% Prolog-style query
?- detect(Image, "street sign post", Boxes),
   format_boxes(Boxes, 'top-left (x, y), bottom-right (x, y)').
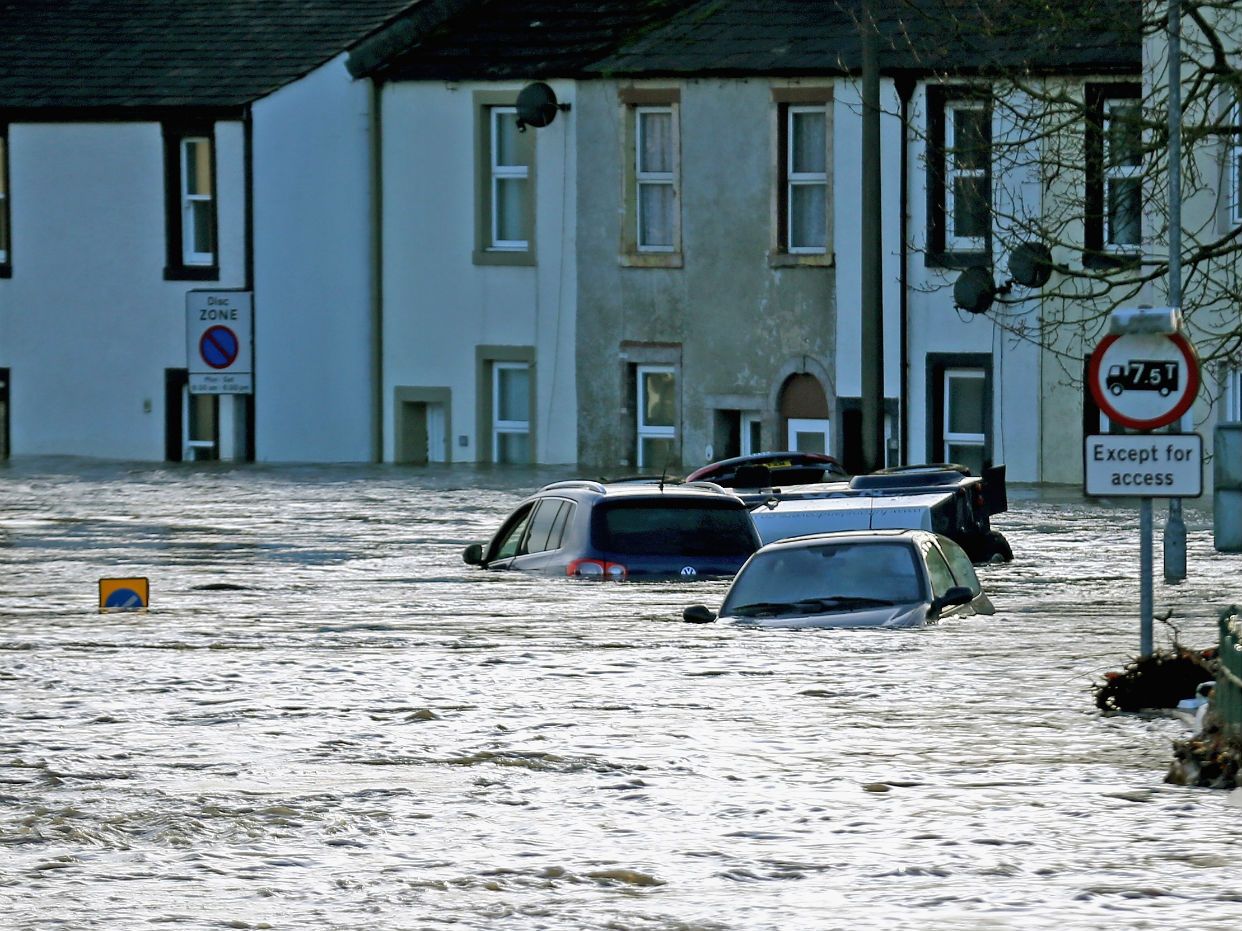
top-left (186, 291), bottom-right (253, 394)
top-left (1086, 320), bottom-right (1200, 656)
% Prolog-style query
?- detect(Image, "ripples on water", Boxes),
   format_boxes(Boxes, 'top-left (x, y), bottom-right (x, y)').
top-left (2, 458), bottom-right (1241, 930)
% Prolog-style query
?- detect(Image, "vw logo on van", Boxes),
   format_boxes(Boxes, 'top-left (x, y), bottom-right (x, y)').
top-left (680, 566), bottom-right (697, 577)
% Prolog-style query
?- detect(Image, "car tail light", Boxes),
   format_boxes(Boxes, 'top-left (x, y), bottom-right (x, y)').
top-left (566, 559), bottom-right (628, 580)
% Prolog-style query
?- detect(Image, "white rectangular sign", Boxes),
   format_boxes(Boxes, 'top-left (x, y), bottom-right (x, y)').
top-left (1084, 433), bottom-right (1202, 497)
top-left (186, 290), bottom-right (253, 395)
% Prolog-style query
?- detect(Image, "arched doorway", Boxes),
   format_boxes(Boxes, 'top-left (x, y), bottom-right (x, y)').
top-left (778, 373), bottom-right (831, 454)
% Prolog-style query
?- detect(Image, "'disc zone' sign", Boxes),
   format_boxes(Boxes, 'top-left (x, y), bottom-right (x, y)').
top-left (1087, 332), bottom-right (1198, 430)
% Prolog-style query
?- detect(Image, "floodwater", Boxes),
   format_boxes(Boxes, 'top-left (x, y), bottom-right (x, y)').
top-left (2, 458), bottom-right (1241, 931)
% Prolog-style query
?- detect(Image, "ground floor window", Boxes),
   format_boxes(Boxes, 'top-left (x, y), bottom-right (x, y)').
top-left (1225, 364), bottom-right (1242, 422)
top-left (927, 354), bottom-right (992, 474)
top-left (787, 417), bottom-right (831, 454)
top-left (636, 364), bottom-right (676, 469)
top-left (492, 362), bottom-right (531, 464)
top-left (164, 369), bottom-right (218, 461)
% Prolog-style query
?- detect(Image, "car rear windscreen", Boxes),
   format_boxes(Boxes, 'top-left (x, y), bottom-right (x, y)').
top-left (596, 501), bottom-right (756, 556)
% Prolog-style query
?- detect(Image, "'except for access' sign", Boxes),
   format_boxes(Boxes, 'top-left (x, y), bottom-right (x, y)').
top-left (1084, 433), bottom-right (1203, 497)
top-left (187, 291), bottom-right (253, 394)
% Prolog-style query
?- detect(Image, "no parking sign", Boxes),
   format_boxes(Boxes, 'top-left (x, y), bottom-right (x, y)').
top-left (186, 291), bottom-right (253, 394)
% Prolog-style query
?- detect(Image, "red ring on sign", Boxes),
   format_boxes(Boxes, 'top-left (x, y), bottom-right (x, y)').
top-left (1087, 332), bottom-right (1199, 430)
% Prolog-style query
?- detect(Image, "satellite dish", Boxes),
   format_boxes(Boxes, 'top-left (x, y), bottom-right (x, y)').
top-left (516, 82), bottom-right (563, 130)
top-left (953, 266), bottom-right (996, 315)
top-left (1008, 242), bottom-right (1053, 289)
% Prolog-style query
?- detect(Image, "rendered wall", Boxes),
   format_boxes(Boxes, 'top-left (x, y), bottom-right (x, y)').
top-left (574, 79), bottom-right (841, 471)
top-left (378, 80), bottom-right (578, 464)
top-left (251, 54), bottom-right (378, 462)
top-left (0, 121), bottom-right (245, 460)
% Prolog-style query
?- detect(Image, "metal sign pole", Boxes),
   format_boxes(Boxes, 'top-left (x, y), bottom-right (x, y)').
top-left (1164, 0), bottom-right (1187, 583)
top-left (1141, 497), bottom-right (1154, 655)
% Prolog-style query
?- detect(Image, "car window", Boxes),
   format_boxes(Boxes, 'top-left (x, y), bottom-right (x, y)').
top-left (546, 501), bottom-right (575, 551)
top-left (596, 500), bottom-right (756, 556)
top-left (936, 536), bottom-right (982, 595)
top-left (524, 499), bottom-right (571, 555)
top-left (491, 503), bottom-right (536, 561)
top-left (922, 542), bottom-right (957, 598)
top-left (722, 541), bottom-right (924, 612)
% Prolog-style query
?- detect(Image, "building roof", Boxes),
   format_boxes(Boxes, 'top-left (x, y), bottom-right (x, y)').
top-left (353, 0), bottom-right (1140, 82)
top-left (0, 0), bottom-right (423, 115)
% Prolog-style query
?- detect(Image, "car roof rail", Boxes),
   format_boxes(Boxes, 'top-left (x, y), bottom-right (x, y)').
top-left (680, 481), bottom-right (735, 496)
top-left (539, 480), bottom-right (607, 494)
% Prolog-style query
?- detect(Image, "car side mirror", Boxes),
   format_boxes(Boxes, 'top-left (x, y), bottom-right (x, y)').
top-left (683, 604), bottom-right (717, 624)
top-left (462, 543), bottom-right (484, 566)
top-left (932, 586), bottom-right (973, 612)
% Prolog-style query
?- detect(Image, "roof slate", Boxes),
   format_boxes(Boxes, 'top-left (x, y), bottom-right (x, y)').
top-left (0, 0), bottom-right (423, 112)
top-left (363, 0), bottom-right (1140, 82)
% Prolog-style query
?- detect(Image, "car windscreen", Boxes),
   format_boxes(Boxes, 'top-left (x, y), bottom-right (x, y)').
top-left (722, 541), bottom-right (926, 615)
top-left (595, 500), bottom-right (757, 557)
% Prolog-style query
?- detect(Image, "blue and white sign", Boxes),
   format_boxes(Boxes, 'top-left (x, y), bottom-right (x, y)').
top-left (187, 291), bottom-right (253, 394)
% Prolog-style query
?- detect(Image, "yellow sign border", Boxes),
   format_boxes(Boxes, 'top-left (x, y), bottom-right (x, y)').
top-left (99, 577), bottom-right (150, 612)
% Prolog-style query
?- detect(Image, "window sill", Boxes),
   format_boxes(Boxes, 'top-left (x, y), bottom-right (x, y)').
top-left (474, 249), bottom-right (535, 267)
top-left (925, 250), bottom-right (989, 270)
top-left (769, 251), bottom-right (834, 268)
top-left (165, 264), bottom-right (219, 282)
top-left (620, 252), bottom-right (683, 269)
top-left (1082, 250), bottom-right (1140, 270)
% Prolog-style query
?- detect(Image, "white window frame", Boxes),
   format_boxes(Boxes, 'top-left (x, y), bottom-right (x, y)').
top-left (943, 367), bottom-right (987, 462)
top-left (636, 364), bottom-right (676, 468)
top-left (1225, 365), bottom-right (1242, 423)
top-left (786, 105), bottom-right (829, 254)
top-left (945, 100), bottom-right (988, 253)
top-left (741, 413), bottom-right (763, 456)
top-left (1103, 99), bottom-right (1143, 250)
top-left (492, 362), bottom-right (531, 463)
top-left (787, 418), bottom-right (831, 455)
top-left (489, 107), bottom-right (529, 251)
top-left (635, 105), bottom-right (678, 253)
top-left (180, 136), bottom-right (215, 266)
top-left (1230, 98), bottom-right (1242, 227)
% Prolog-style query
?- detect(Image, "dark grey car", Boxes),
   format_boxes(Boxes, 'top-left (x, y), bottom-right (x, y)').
top-left (463, 480), bottom-right (761, 580)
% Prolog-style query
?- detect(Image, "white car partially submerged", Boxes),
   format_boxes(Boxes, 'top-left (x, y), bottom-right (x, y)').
top-left (683, 529), bottom-right (996, 629)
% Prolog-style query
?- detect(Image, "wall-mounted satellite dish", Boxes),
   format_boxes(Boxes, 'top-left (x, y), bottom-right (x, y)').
top-left (953, 265), bottom-right (996, 315)
top-left (1008, 241), bottom-right (1053, 289)
top-left (516, 82), bottom-right (568, 130)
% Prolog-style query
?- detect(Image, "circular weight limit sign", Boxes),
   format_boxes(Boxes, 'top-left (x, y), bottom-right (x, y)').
top-left (199, 325), bottom-right (240, 370)
top-left (1088, 332), bottom-right (1199, 430)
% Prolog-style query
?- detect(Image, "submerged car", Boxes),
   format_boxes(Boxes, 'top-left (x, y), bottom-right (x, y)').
top-left (463, 480), bottom-right (761, 580)
top-left (688, 452), bottom-right (1012, 564)
top-left (682, 529), bottom-right (995, 629)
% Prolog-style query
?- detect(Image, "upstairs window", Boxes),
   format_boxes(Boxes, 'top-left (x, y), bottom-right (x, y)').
top-left (1230, 99), bottom-right (1242, 226)
top-left (0, 127), bottom-right (10, 273)
top-left (164, 124), bottom-right (217, 280)
top-left (474, 96), bottom-right (534, 266)
top-left (1104, 100), bottom-right (1143, 248)
top-left (785, 105), bottom-right (829, 253)
top-left (1085, 84), bottom-right (1141, 264)
top-left (489, 107), bottom-right (530, 251)
top-left (636, 106), bottom-right (676, 252)
top-left (620, 89), bottom-right (681, 266)
top-left (945, 101), bottom-right (990, 252)
top-left (928, 88), bottom-right (991, 263)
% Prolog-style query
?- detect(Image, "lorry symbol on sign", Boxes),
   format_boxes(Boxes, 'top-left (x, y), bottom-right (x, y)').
top-left (1106, 360), bottom-right (1179, 397)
